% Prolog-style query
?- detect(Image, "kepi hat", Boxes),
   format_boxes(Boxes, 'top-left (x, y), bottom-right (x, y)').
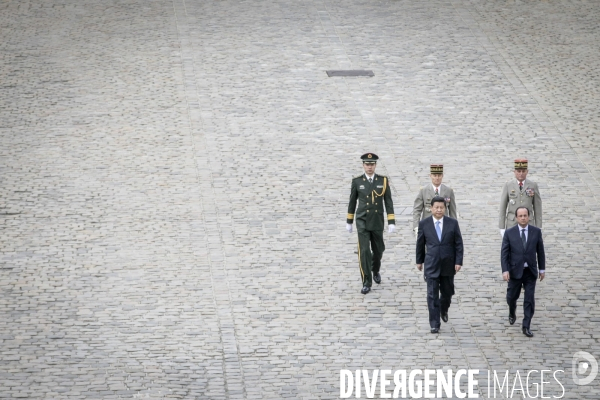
top-left (430, 164), bottom-right (443, 174)
top-left (514, 159), bottom-right (528, 170)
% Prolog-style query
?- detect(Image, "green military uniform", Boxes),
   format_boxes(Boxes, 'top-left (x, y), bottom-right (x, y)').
top-left (347, 171), bottom-right (395, 288)
top-left (499, 160), bottom-right (542, 229)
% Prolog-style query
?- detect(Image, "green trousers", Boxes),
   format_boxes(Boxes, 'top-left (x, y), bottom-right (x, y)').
top-left (357, 228), bottom-right (385, 288)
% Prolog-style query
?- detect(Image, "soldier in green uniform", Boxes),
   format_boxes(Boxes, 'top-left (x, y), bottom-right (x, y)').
top-left (412, 164), bottom-right (457, 238)
top-left (499, 159), bottom-right (542, 237)
top-left (346, 153), bottom-right (395, 294)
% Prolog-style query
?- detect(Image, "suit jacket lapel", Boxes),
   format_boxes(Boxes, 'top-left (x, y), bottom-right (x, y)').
top-left (439, 185), bottom-right (449, 216)
top-left (425, 185), bottom-right (434, 210)
top-left (524, 227), bottom-right (534, 251)
top-left (440, 216), bottom-right (449, 243)
top-left (426, 217), bottom-right (441, 244)
top-left (439, 184), bottom-right (447, 198)
top-left (510, 180), bottom-right (519, 195)
top-left (516, 226), bottom-right (527, 251)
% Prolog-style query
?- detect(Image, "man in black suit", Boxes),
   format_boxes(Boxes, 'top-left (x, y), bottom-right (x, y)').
top-left (501, 206), bottom-right (546, 337)
top-left (416, 196), bottom-right (464, 333)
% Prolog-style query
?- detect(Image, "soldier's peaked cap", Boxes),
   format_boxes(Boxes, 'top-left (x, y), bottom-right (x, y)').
top-left (430, 164), bottom-right (443, 174)
top-left (361, 153), bottom-right (378, 163)
top-left (514, 159), bottom-right (528, 169)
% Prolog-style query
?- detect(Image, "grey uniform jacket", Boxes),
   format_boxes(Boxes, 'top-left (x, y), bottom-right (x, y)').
top-left (498, 179), bottom-right (542, 229)
top-left (412, 184), bottom-right (457, 229)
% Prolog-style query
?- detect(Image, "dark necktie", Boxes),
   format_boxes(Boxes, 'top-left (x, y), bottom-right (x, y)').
top-left (435, 188), bottom-right (439, 196)
top-left (369, 178), bottom-right (373, 184)
top-left (519, 182), bottom-right (523, 191)
top-left (521, 229), bottom-right (527, 248)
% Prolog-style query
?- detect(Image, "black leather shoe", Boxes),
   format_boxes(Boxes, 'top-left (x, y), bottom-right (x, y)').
top-left (430, 327), bottom-right (439, 334)
top-left (509, 313), bottom-right (516, 325)
top-left (361, 286), bottom-right (371, 295)
top-left (522, 327), bottom-right (533, 337)
top-left (373, 272), bottom-right (381, 284)
top-left (441, 312), bottom-right (448, 323)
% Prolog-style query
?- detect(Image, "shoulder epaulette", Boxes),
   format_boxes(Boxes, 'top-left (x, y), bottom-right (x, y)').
top-left (353, 174), bottom-right (364, 179)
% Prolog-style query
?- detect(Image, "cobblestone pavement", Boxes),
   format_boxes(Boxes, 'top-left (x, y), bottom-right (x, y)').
top-left (1, 0), bottom-right (599, 398)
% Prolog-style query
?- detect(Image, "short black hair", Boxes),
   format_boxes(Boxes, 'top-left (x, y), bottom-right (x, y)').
top-left (430, 196), bottom-right (446, 208)
top-left (515, 207), bottom-right (530, 217)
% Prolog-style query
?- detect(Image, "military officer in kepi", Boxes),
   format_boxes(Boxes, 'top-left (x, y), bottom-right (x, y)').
top-left (412, 164), bottom-right (457, 238)
top-left (499, 159), bottom-right (542, 237)
top-left (346, 153), bottom-right (395, 294)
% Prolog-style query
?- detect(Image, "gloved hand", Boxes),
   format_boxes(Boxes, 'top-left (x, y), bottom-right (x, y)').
top-left (500, 229), bottom-right (505, 238)
top-left (414, 227), bottom-right (418, 238)
top-left (388, 224), bottom-right (395, 234)
top-left (346, 223), bottom-right (353, 233)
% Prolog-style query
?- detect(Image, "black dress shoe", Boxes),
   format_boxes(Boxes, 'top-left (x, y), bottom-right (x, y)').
top-left (522, 327), bottom-right (533, 337)
top-left (509, 313), bottom-right (516, 325)
top-left (361, 286), bottom-right (371, 295)
top-left (373, 272), bottom-right (381, 284)
top-left (441, 312), bottom-right (448, 323)
top-left (430, 327), bottom-right (439, 334)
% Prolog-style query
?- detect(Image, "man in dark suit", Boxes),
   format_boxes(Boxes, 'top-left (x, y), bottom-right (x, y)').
top-left (416, 196), bottom-right (463, 333)
top-left (501, 206), bottom-right (546, 337)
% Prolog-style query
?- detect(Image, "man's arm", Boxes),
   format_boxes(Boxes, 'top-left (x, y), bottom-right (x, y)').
top-left (347, 180), bottom-right (358, 225)
top-left (501, 231), bottom-right (512, 281)
top-left (501, 231), bottom-right (511, 273)
top-left (454, 220), bottom-right (463, 266)
top-left (498, 182), bottom-right (509, 229)
top-left (416, 221), bottom-right (426, 265)
top-left (383, 177), bottom-right (395, 226)
top-left (533, 182), bottom-right (542, 229)
top-left (448, 188), bottom-right (458, 220)
top-left (537, 228), bottom-right (546, 273)
top-left (412, 188), bottom-right (424, 230)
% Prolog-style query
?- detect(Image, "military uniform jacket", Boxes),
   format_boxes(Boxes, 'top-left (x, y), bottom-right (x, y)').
top-left (499, 179), bottom-right (542, 229)
top-left (412, 184), bottom-right (457, 229)
top-left (347, 173), bottom-right (395, 231)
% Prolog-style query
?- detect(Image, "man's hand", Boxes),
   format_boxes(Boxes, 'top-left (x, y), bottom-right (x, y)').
top-left (503, 272), bottom-right (510, 282)
top-left (417, 264), bottom-right (423, 271)
top-left (500, 229), bottom-right (505, 238)
top-left (413, 227), bottom-right (418, 238)
top-left (455, 265), bottom-right (461, 272)
top-left (346, 223), bottom-right (353, 233)
top-left (388, 224), bottom-right (395, 234)
top-left (539, 272), bottom-right (545, 281)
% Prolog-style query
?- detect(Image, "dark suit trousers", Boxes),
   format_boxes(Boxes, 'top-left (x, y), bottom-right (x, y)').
top-left (357, 228), bottom-right (385, 287)
top-left (507, 267), bottom-right (536, 328)
top-left (426, 276), bottom-right (455, 328)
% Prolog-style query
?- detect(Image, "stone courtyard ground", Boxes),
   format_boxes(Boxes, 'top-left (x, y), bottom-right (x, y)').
top-left (1, 0), bottom-right (599, 398)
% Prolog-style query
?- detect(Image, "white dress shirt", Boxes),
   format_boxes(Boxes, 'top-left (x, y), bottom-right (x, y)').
top-left (432, 184), bottom-right (441, 195)
top-left (365, 173), bottom-right (374, 182)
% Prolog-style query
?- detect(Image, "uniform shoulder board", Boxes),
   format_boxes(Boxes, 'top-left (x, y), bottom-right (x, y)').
top-left (353, 174), bottom-right (363, 179)
top-left (378, 174), bottom-right (388, 179)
